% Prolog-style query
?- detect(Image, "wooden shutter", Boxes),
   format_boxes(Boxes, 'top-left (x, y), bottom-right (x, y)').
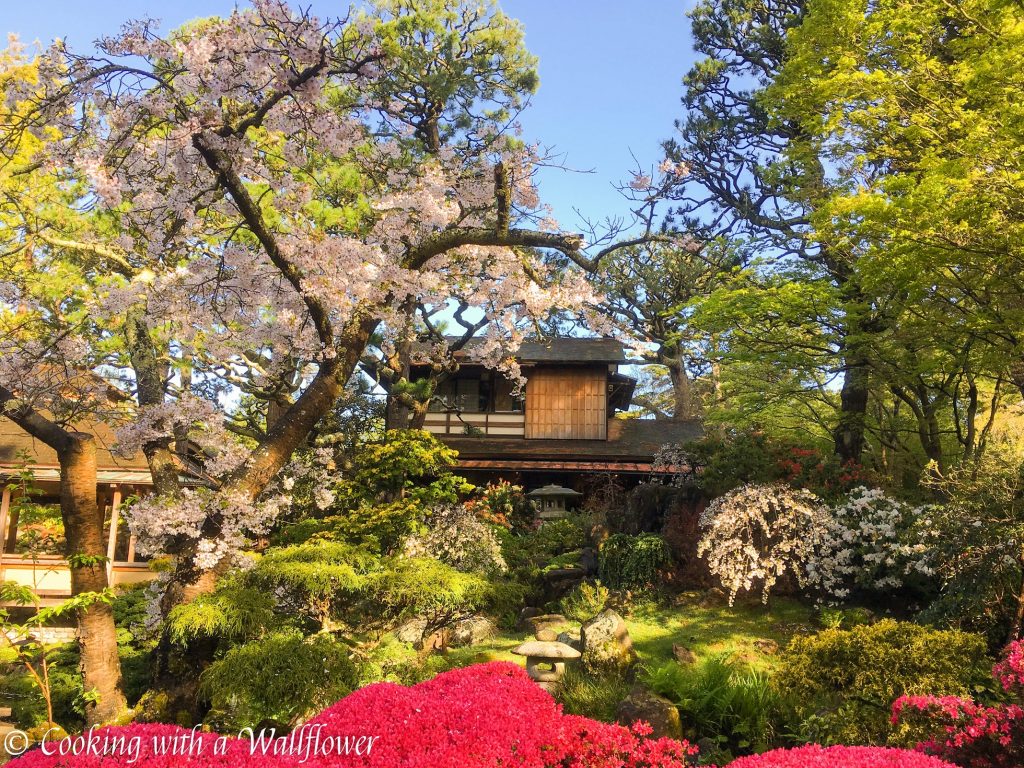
top-left (525, 367), bottom-right (607, 440)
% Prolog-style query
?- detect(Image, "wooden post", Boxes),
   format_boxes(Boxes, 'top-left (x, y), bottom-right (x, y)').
top-left (0, 485), bottom-right (10, 581)
top-left (106, 485), bottom-right (121, 579)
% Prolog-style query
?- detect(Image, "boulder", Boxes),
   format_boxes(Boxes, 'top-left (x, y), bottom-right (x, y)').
top-left (395, 618), bottom-right (428, 644)
top-left (557, 629), bottom-right (582, 651)
top-left (672, 643), bottom-right (697, 665)
top-left (450, 616), bottom-right (498, 647)
top-left (616, 686), bottom-right (683, 740)
top-left (526, 613), bottom-right (569, 634)
top-left (581, 609), bottom-right (637, 671)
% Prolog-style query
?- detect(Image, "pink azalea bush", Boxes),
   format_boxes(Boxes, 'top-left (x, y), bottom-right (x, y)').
top-left (891, 640), bottom-right (1024, 767)
top-left (725, 745), bottom-right (957, 767)
top-left (9, 663), bottom-right (698, 768)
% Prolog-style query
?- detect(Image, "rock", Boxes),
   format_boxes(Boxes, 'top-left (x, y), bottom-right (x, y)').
top-left (527, 613), bottom-right (569, 634)
top-left (395, 618), bottom-right (428, 644)
top-left (516, 607), bottom-right (542, 632)
top-left (615, 686), bottom-right (683, 740)
top-left (672, 643), bottom-right (697, 665)
top-left (536, 628), bottom-right (558, 642)
top-left (581, 609), bottom-right (637, 672)
top-left (753, 638), bottom-right (779, 655)
top-left (450, 616), bottom-right (498, 647)
top-left (699, 588), bottom-right (728, 607)
top-left (557, 629), bottom-right (582, 651)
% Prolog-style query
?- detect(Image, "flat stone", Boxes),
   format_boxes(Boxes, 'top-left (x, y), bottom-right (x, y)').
top-left (512, 640), bottom-right (582, 659)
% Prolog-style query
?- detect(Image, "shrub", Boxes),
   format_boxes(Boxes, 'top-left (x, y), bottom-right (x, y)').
top-left (814, 487), bottom-right (938, 601)
top-left (645, 656), bottom-right (782, 759)
top-left (599, 533), bottom-right (671, 589)
top-left (403, 503), bottom-right (507, 575)
top-left (560, 581), bottom-right (611, 623)
top-left (697, 483), bottom-right (833, 604)
top-left (776, 620), bottom-right (991, 745)
top-left (200, 631), bottom-right (358, 730)
top-left (891, 638), bottom-right (1024, 767)
top-left (725, 744), bottom-right (957, 767)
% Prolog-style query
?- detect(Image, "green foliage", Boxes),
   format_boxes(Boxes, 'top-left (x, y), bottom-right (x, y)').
top-left (775, 619), bottom-right (992, 745)
top-left (166, 584), bottom-right (278, 646)
top-left (365, 556), bottom-right (490, 632)
top-left (499, 516), bottom-right (588, 580)
top-left (559, 581), bottom-right (611, 623)
top-left (246, 541), bottom-right (378, 629)
top-left (321, 430), bottom-right (475, 551)
top-left (480, 578), bottom-right (531, 630)
top-left (200, 631), bottom-right (358, 729)
top-left (816, 606), bottom-right (874, 631)
top-left (598, 534), bottom-right (671, 590)
top-left (644, 656), bottom-right (782, 759)
top-left (555, 665), bottom-right (631, 723)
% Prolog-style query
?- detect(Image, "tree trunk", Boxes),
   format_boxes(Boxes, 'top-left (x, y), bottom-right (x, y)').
top-left (833, 345), bottom-right (870, 463)
top-left (665, 359), bottom-right (693, 421)
top-left (58, 433), bottom-right (128, 725)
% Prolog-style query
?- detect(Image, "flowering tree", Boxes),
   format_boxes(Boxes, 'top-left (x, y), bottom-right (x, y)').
top-left (0, 0), bottom-right (677, 619)
top-left (696, 483), bottom-right (834, 604)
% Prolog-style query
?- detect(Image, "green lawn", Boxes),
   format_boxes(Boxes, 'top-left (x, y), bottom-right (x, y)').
top-left (445, 594), bottom-right (816, 672)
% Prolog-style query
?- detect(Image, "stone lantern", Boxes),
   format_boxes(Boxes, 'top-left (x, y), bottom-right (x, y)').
top-left (512, 640), bottom-right (581, 692)
top-left (527, 484), bottom-right (582, 520)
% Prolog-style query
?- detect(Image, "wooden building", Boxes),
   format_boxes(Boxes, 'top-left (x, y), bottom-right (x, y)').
top-left (0, 418), bottom-right (155, 605)
top-left (394, 338), bottom-right (702, 487)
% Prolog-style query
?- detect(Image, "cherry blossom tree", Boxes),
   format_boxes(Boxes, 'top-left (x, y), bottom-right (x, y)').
top-left (1, 0), bottom-right (675, 623)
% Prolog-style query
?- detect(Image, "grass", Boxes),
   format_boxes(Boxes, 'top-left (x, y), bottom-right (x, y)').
top-left (442, 592), bottom-right (816, 673)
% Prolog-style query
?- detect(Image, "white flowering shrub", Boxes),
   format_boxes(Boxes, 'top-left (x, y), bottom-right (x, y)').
top-left (403, 504), bottom-right (507, 576)
top-left (813, 486), bottom-right (938, 599)
top-left (697, 483), bottom-right (835, 604)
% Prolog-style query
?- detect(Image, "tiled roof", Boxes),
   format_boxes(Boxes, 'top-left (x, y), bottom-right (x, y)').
top-left (0, 417), bottom-right (149, 472)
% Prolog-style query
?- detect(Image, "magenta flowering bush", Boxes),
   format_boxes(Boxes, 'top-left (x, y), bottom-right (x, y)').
top-left (725, 744), bottom-right (957, 767)
top-left (891, 640), bottom-right (1024, 767)
top-left (9, 663), bottom-right (698, 768)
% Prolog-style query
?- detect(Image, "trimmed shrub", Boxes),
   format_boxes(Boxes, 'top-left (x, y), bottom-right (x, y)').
top-left (598, 533), bottom-right (671, 589)
top-left (199, 631), bottom-right (358, 730)
top-left (776, 620), bottom-right (991, 746)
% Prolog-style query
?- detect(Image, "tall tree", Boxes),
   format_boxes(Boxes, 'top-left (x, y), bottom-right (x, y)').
top-left (664, 0), bottom-right (880, 461)
top-left (769, 0), bottom-right (1024, 467)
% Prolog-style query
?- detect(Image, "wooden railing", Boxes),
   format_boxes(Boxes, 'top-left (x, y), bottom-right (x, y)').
top-left (422, 411), bottom-right (525, 437)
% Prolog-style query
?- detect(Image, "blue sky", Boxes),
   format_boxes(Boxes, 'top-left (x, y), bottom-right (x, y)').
top-left (5, 1), bottom-right (697, 231)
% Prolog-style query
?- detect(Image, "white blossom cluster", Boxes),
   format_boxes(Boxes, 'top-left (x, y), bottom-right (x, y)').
top-left (812, 486), bottom-right (938, 597)
top-left (403, 504), bottom-right (506, 576)
top-left (697, 483), bottom-right (835, 604)
top-left (698, 483), bottom-right (940, 605)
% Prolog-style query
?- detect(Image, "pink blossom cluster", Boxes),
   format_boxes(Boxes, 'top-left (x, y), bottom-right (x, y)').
top-left (303, 662), bottom-right (698, 767)
top-left (9, 664), bottom-right (698, 768)
top-left (725, 745), bottom-right (957, 767)
top-left (891, 640), bottom-right (1024, 767)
